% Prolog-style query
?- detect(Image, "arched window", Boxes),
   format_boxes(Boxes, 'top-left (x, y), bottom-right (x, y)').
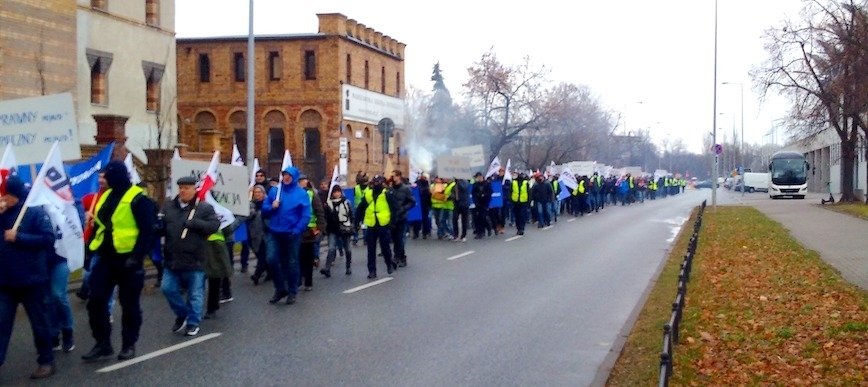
top-left (264, 110), bottom-right (286, 162)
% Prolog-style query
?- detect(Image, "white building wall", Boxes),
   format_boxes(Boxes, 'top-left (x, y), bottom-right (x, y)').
top-left (75, 0), bottom-right (176, 161)
top-left (787, 128), bottom-right (867, 196)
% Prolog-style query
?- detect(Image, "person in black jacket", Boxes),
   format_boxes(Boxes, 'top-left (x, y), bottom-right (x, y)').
top-left (389, 171), bottom-right (416, 267)
top-left (321, 185), bottom-right (354, 277)
top-left (0, 175), bottom-right (57, 379)
top-left (530, 173), bottom-right (553, 227)
top-left (159, 176), bottom-right (220, 336)
top-left (451, 177), bottom-right (470, 242)
top-left (82, 161), bottom-right (155, 363)
top-left (471, 172), bottom-right (492, 239)
top-left (410, 173), bottom-right (431, 239)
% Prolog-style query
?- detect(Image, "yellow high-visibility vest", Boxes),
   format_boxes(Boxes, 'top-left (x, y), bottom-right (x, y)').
top-left (89, 186), bottom-right (144, 254)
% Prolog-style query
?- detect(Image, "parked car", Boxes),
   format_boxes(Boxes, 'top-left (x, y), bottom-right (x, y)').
top-left (694, 179), bottom-right (716, 189)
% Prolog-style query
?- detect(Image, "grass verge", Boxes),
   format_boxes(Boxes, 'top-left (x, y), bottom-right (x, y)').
top-left (608, 206), bottom-right (867, 386)
top-left (826, 202), bottom-right (868, 221)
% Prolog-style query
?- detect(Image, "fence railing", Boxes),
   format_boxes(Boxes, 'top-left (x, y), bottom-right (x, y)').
top-left (659, 199), bottom-right (707, 387)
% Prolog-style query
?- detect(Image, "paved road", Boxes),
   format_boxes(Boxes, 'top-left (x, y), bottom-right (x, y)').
top-left (717, 189), bottom-right (868, 291)
top-left (3, 191), bottom-right (706, 386)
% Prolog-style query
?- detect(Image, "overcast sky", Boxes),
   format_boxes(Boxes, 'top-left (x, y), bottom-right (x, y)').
top-left (176, 0), bottom-right (805, 154)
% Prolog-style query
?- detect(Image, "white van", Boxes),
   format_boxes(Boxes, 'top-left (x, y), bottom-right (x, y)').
top-left (742, 172), bottom-right (770, 193)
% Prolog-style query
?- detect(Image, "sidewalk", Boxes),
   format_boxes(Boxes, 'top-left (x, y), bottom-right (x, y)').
top-left (721, 190), bottom-right (868, 291)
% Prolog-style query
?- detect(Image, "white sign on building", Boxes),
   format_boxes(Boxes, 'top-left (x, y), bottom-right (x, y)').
top-left (341, 84), bottom-right (405, 127)
top-left (0, 93), bottom-right (81, 163)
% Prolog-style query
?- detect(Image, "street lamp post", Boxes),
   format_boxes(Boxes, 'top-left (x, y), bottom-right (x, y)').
top-left (712, 0), bottom-right (719, 210)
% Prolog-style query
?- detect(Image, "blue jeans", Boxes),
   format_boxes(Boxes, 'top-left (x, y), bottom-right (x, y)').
top-left (161, 269), bottom-right (205, 327)
top-left (535, 202), bottom-right (551, 226)
top-left (548, 201), bottom-right (559, 222)
top-left (433, 208), bottom-right (453, 238)
top-left (325, 232), bottom-right (352, 269)
top-left (0, 285), bottom-right (54, 366)
top-left (267, 232), bottom-right (301, 296)
top-left (48, 261), bottom-right (74, 336)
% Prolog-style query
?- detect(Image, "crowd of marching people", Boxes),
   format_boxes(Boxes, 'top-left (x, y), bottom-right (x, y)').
top-left (0, 156), bottom-right (688, 380)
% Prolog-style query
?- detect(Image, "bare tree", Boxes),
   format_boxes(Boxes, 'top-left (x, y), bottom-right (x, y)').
top-left (753, 0), bottom-right (867, 201)
top-left (463, 50), bottom-right (549, 164)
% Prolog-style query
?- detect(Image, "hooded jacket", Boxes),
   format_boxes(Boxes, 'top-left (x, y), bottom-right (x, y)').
top-left (91, 160), bottom-right (155, 265)
top-left (0, 199), bottom-right (55, 287)
top-left (262, 166), bottom-right (311, 235)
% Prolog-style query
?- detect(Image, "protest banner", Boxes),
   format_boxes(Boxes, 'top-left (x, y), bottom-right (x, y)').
top-left (0, 93), bottom-right (81, 163)
top-left (170, 158), bottom-right (250, 216)
top-left (436, 155), bottom-right (473, 180)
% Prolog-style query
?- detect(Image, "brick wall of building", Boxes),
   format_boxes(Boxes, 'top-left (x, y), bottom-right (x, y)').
top-left (0, 0), bottom-right (77, 100)
top-left (177, 13), bottom-right (407, 184)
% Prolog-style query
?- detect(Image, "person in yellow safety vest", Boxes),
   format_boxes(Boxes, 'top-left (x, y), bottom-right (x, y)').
top-left (680, 178), bottom-right (687, 193)
top-left (352, 173), bottom-right (369, 246)
top-left (511, 173), bottom-right (530, 235)
top-left (649, 178), bottom-right (658, 200)
top-left (297, 175), bottom-right (326, 291)
top-left (83, 161), bottom-right (156, 362)
top-left (354, 175), bottom-right (397, 279)
top-left (590, 172), bottom-right (603, 212)
top-left (550, 176), bottom-right (561, 221)
top-left (430, 176), bottom-right (456, 240)
top-left (571, 178), bottom-right (587, 216)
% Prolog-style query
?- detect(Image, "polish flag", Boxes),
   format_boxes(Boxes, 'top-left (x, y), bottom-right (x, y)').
top-left (197, 151), bottom-right (220, 201)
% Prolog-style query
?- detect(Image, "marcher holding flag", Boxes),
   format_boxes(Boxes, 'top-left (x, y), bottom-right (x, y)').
top-left (0, 172), bottom-right (58, 379)
top-left (159, 176), bottom-right (219, 337)
top-left (261, 165), bottom-right (310, 305)
top-left (81, 159), bottom-right (155, 363)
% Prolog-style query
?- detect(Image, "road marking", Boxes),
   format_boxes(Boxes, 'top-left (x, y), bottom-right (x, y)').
top-left (447, 250), bottom-right (476, 261)
top-left (567, 218), bottom-right (577, 223)
top-left (505, 235), bottom-right (523, 242)
top-left (96, 333), bottom-right (222, 373)
top-left (543, 225), bottom-right (553, 230)
top-left (343, 277), bottom-right (394, 294)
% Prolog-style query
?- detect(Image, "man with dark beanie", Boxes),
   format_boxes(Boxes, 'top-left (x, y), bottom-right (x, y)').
top-left (81, 160), bottom-right (155, 362)
top-left (0, 174), bottom-right (57, 379)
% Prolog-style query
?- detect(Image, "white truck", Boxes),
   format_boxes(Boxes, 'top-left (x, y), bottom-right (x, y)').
top-left (741, 172), bottom-right (770, 193)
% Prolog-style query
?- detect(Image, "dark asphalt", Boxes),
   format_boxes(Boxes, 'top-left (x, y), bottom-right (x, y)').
top-left (2, 190), bottom-right (706, 387)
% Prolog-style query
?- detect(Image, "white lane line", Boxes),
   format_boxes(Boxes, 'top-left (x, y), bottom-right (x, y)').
top-left (343, 277), bottom-right (394, 294)
top-left (567, 218), bottom-right (577, 223)
top-left (447, 250), bottom-right (476, 261)
top-left (505, 235), bottom-right (523, 242)
top-left (543, 225), bottom-right (553, 230)
top-left (96, 333), bottom-right (222, 373)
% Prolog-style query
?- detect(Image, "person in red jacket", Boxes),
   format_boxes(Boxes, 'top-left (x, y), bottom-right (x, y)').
top-left (76, 172), bottom-right (107, 301)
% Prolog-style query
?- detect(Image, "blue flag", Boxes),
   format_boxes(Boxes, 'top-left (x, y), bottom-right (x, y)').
top-left (17, 142), bottom-right (115, 201)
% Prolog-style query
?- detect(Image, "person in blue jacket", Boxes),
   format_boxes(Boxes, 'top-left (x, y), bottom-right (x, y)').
top-left (0, 175), bottom-right (57, 379)
top-left (261, 166), bottom-right (310, 305)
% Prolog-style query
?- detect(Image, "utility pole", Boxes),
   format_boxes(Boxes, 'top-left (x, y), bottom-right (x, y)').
top-left (246, 0), bottom-right (255, 172)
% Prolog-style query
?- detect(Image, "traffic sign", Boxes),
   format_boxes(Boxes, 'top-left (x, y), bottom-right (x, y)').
top-left (713, 144), bottom-right (723, 155)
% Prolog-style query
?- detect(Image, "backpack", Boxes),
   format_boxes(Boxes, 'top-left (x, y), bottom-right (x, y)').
top-left (332, 199), bottom-right (354, 235)
top-left (432, 182), bottom-right (447, 201)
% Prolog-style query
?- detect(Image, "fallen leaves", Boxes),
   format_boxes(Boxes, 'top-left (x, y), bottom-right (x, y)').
top-left (670, 207), bottom-right (868, 386)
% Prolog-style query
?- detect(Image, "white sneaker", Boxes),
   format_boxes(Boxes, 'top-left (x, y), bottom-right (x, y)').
top-left (460, 237), bottom-right (467, 242)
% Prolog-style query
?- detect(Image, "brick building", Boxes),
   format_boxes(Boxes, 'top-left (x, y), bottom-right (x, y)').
top-left (0, 0), bottom-right (77, 100)
top-left (176, 13), bottom-right (407, 184)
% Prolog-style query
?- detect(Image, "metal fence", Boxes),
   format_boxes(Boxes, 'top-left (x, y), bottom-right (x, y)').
top-left (659, 199), bottom-right (707, 387)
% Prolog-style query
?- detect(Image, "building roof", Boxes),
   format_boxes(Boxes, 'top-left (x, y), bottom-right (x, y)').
top-left (177, 33), bottom-right (403, 60)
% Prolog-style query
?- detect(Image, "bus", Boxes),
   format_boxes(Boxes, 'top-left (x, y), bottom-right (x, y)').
top-left (768, 151), bottom-right (809, 199)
